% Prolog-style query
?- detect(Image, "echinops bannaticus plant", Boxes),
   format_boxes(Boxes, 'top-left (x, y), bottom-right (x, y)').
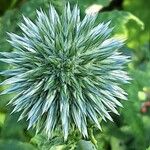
top-left (0, 3), bottom-right (130, 140)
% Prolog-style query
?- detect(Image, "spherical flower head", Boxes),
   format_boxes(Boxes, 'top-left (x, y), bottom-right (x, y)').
top-left (0, 3), bottom-right (130, 140)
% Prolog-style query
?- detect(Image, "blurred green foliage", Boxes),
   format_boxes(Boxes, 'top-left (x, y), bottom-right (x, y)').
top-left (0, 0), bottom-right (150, 150)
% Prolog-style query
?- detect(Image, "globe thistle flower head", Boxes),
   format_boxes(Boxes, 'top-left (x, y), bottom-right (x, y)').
top-left (0, 3), bottom-right (130, 140)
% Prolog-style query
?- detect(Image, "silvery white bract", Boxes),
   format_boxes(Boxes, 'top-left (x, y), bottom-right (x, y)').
top-left (0, 3), bottom-right (130, 140)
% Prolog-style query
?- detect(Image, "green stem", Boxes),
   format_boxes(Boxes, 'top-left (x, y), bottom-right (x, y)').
top-left (88, 128), bottom-right (98, 148)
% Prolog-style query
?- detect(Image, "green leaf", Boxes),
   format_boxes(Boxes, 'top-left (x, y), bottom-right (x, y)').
top-left (50, 145), bottom-right (67, 150)
top-left (123, 0), bottom-right (149, 48)
top-left (31, 134), bottom-right (67, 150)
top-left (75, 140), bottom-right (97, 150)
top-left (0, 140), bottom-right (36, 150)
top-left (0, 113), bottom-right (27, 140)
top-left (97, 10), bottom-right (144, 38)
top-left (110, 137), bottom-right (126, 150)
top-left (147, 147), bottom-right (150, 150)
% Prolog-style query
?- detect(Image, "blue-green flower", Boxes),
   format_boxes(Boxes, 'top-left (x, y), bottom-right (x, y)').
top-left (0, 3), bottom-right (130, 140)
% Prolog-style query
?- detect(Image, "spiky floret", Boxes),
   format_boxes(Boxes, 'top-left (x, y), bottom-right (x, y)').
top-left (0, 3), bottom-right (130, 140)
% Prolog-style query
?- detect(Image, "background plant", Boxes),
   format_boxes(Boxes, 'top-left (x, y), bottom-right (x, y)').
top-left (0, 0), bottom-right (149, 150)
